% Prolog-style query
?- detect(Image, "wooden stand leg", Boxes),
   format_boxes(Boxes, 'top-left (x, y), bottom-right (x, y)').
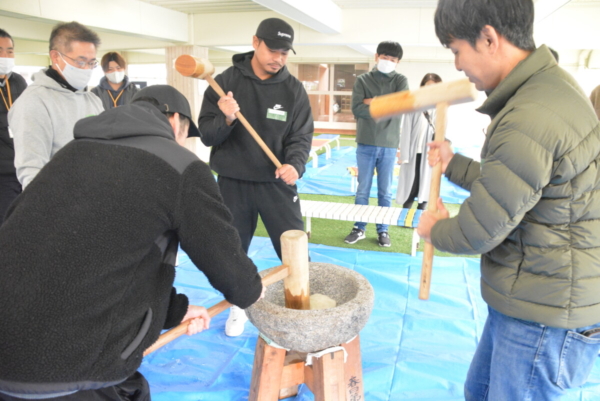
top-left (342, 336), bottom-right (364, 400)
top-left (279, 351), bottom-right (306, 399)
top-left (249, 337), bottom-right (287, 401)
top-left (309, 350), bottom-right (346, 401)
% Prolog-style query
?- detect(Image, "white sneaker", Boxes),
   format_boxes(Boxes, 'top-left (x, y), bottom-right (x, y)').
top-left (225, 305), bottom-right (248, 337)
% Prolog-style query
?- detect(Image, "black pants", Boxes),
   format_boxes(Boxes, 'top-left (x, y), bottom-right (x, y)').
top-left (0, 372), bottom-right (150, 401)
top-left (402, 154), bottom-right (427, 210)
top-left (217, 176), bottom-right (304, 261)
top-left (0, 173), bottom-right (21, 225)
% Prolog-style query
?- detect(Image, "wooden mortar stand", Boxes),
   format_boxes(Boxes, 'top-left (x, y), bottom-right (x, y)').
top-left (249, 230), bottom-right (365, 400)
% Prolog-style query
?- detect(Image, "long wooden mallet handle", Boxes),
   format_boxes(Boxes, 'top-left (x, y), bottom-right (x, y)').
top-left (419, 102), bottom-right (449, 300)
top-left (143, 264), bottom-right (290, 356)
top-left (175, 55), bottom-right (282, 169)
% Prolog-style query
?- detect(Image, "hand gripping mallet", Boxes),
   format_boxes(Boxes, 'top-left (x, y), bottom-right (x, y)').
top-left (369, 78), bottom-right (478, 300)
top-left (174, 55), bottom-right (282, 169)
top-left (144, 264), bottom-right (290, 356)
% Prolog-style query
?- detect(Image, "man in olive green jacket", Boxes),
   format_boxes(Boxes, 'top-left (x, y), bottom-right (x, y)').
top-left (418, 1), bottom-right (600, 400)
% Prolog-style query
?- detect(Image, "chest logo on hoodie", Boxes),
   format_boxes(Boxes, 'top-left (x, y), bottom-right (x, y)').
top-left (267, 104), bottom-right (287, 122)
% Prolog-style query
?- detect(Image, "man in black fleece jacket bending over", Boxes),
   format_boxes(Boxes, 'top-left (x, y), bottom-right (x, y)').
top-left (0, 85), bottom-right (264, 401)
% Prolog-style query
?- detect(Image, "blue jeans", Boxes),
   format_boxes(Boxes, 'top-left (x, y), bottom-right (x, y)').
top-left (466, 306), bottom-right (600, 401)
top-left (354, 144), bottom-right (396, 233)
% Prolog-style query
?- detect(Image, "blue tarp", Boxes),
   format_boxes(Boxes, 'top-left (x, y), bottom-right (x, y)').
top-left (140, 237), bottom-right (600, 400)
top-left (297, 146), bottom-right (470, 204)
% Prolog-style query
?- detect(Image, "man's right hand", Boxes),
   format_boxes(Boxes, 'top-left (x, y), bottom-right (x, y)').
top-left (182, 305), bottom-right (210, 336)
top-left (218, 91), bottom-right (240, 126)
top-left (427, 140), bottom-right (454, 174)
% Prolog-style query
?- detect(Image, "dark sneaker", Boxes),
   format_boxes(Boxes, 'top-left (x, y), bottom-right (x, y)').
top-left (345, 228), bottom-right (365, 244)
top-left (378, 232), bottom-right (391, 247)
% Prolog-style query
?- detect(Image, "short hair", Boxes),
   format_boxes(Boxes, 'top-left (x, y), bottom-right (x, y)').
top-left (49, 21), bottom-right (101, 52)
top-left (376, 41), bottom-right (403, 60)
top-left (549, 47), bottom-right (559, 63)
top-left (0, 29), bottom-right (13, 46)
top-left (420, 73), bottom-right (442, 87)
top-left (434, 0), bottom-right (536, 51)
top-left (100, 52), bottom-right (126, 72)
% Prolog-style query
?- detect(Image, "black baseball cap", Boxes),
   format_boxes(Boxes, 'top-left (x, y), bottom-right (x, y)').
top-left (256, 18), bottom-right (296, 55)
top-left (131, 85), bottom-right (201, 138)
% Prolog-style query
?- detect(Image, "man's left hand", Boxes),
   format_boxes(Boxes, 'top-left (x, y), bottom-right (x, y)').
top-left (417, 197), bottom-right (449, 243)
top-left (276, 164), bottom-right (299, 185)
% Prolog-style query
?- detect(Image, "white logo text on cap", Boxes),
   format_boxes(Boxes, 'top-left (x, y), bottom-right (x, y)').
top-left (278, 31), bottom-right (292, 39)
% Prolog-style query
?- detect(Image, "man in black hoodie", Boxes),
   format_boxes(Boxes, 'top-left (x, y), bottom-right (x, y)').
top-left (0, 85), bottom-right (263, 400)
top-left (199, 17), bottom-right (313, 337)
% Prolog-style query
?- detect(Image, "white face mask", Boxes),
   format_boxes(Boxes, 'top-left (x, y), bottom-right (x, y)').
top-left (106, 70), bottom-right (125, 85)
top-left (377, 59), bottom-right (397, 74)
top-left (56, 54), bottom-right (93, 90)
top-left (0, 57), bottom-right (14, 75)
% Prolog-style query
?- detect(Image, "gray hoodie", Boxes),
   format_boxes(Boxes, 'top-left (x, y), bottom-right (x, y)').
top-left (8, 69), bottom-right (104, 188)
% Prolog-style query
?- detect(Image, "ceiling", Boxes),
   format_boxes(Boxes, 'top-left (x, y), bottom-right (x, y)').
top-left (139, 0), bottom-right (600, 14)
top-left (2, 0), bottom-right (600, 73)
top-left (138, 0), bottom-right (441, 14)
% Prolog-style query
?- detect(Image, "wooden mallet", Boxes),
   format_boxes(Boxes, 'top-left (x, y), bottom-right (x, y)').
top-left (144, 263), bottom-right (290, 356)
top-left (370, 78), bottom-right (478, 300)
top-left (144, 230), bottom-right (311, 356)
top-left (174, 55), bottom-right (282, 169)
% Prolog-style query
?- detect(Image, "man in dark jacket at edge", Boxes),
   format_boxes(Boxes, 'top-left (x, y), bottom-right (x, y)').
top-left (198, 17), bottom-right (313, 337)
top-left (418, 1), bottom-right (600, 400)
top-left (0, 28), bottom-right (27, 225)
top-left (0, 85), bottom-right (264, 400)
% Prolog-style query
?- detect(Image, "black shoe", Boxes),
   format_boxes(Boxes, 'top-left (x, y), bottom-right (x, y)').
top-left (345, 228), bottom-right (365, 244)
top-left (378, 232), bottom-right (391, 247)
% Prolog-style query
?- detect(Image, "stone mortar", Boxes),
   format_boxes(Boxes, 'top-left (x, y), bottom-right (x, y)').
top-left (246, 262), bottom-right (374, 353)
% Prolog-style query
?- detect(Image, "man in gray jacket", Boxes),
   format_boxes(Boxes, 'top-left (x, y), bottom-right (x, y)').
top-left (344, 41), bottom-right (408, 247)
top-left (418, 1), bottom-right (600, 400)
top-left (8, 21), bottom-right (103, 188)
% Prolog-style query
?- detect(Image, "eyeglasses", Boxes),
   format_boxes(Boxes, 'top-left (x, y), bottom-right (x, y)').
top-left (57, 51), bottom-right (98, 69)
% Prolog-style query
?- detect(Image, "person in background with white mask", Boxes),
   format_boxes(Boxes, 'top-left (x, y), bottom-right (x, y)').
top-left (0, 29), bottom-right (26, 225)
top-left (8, 21), bottom-right (103, 189)
top-left (344, 41), bottom-right (408, 247)
top-left (92, 52), bottom-right (138, 109)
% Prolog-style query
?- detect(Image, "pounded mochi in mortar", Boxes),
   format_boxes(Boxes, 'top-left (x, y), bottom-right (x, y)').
top-left (310, 293), bottom-right (337, 310)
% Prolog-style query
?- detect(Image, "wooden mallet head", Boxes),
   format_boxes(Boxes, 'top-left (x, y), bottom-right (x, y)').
top-left (369, 78), bottom-right (478, 120)
top-left (175, 55), bottom-right (216, 80)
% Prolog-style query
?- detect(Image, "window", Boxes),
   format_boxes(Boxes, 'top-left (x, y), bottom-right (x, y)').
top-left (298, 63), bottom-right (369, 128)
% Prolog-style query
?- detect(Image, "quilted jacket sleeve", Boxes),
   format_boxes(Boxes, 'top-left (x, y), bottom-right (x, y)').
top-left (431, 109), bottom-right (553, 255)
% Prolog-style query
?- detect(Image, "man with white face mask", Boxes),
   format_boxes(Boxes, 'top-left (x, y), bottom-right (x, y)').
top-left (344, 41), bottom-right (408, 248)
top-left (8, 21), bottom-right (103, 189)
top-left (91, 52), bottom-right (139, 109)
top-left (0, 29), bottom-right (26, 225)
